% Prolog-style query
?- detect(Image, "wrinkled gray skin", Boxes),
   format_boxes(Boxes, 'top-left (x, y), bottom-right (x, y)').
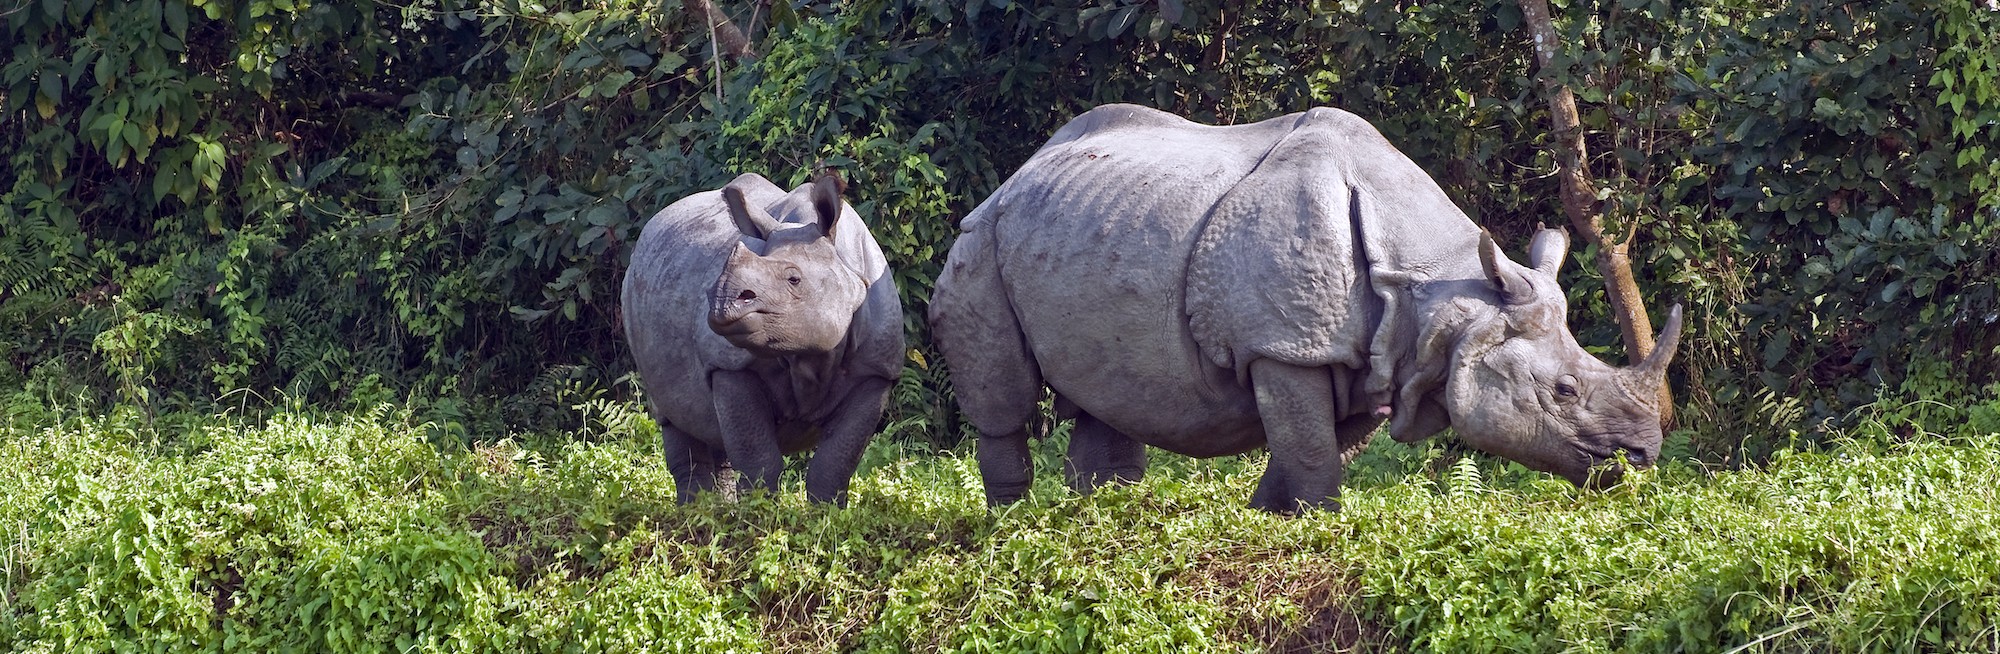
top-left (930, 104), bottom-right (1683, 511)
top-left (621, 173), bottom-right (903, 505)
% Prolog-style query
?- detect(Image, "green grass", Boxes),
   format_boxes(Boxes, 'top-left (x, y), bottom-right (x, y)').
top-left (2, 403), bottom-right (1998, 653)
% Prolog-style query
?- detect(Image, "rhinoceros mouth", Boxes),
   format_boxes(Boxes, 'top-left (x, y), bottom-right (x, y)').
top-left (1566, 438), bottom-right (1654, 490)
top-left (710, 316), bottom-right (759, 336)
top-left (1573, 436), bottom-right (1656, 467)
top-left (709, 309), bottom-right (777, 348)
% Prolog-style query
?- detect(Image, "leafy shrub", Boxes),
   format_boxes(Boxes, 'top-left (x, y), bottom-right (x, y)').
top-left (6, 405), bottom-right (2000, 652)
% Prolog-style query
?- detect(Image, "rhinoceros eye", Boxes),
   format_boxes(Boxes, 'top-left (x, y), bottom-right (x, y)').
top-left (787, 275), bottom-right (801, 286)
top-left (1555, 375), bottom-right (1580, 398)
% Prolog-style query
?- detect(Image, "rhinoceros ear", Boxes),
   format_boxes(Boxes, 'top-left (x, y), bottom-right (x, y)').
top-left (1478, 229), bottom-right (1535, 305)
top-left (722, 181), bottom-right (781, 239)
top-left (810, 171), bottom-right (847, 237)
top-left (1527, 224), bottom-right (1568, 278)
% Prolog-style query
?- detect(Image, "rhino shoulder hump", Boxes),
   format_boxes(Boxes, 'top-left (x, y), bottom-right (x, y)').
top-left (1043, 103), bottom-right (1198, 149)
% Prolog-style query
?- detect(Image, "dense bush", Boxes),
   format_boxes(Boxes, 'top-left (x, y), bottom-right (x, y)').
top-left (4, 404), bottom-right (2000, 651)
top-left (3, 0), bottom-right (1997, 452)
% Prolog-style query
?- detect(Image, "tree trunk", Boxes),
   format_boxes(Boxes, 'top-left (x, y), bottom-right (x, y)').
top-left (1516, 0), bottom-right (1674, 423)
top-left (688, 0), bottom-right (754, 61)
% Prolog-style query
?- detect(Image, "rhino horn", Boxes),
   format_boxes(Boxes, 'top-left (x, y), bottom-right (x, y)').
top-left (723, 182), bottom-right (781, 238)
top-left (1634, 304), bottom-right (1684, 379)
top-left (1527, 225), bottom-right (1568, 277)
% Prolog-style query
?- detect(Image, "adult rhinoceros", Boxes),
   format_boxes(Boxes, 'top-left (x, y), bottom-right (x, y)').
top-left (622, 173), bottom-right (903, 504)
top-left (929, 104), bottom-right (1681, 511)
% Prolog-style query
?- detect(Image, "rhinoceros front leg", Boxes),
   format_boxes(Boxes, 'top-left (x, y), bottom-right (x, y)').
top-left (979, 429), bottom-right (1035, 505)
top-left (1247, 463), bottom-right (1291, 512)
top-left (711, 369), bottom-right (785, 496)
top-left (1064, 413), bottom-right (1148, 493)
top-left (802, 375), bottom-right (892, 506)
top-left (1251, 411), bottom-right (1381, 510)
top-left (661, 423), bottom-right (725, 503)
top-left (1249, 359), bottom-right (1346, 512)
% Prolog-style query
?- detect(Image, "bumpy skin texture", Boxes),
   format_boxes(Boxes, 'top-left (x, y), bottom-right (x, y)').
top-left (930, 104), bottom-right (1681, 511)
top-left (621, 173), bottom-right (904, 505)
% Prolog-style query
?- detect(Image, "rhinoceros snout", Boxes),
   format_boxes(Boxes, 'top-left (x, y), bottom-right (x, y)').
top-left (1560, 432), bottom-right (1659, 489)
top-left (707, 283), bottom-right (766, 332)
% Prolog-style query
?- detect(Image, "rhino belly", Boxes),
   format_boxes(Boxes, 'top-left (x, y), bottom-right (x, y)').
top-left (1014, 278), bottom-right (1265, 455)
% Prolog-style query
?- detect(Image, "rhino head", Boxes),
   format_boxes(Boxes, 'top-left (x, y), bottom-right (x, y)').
top-left (1441, 227), bottom-right (1683, 488)
top-left (706, 174), bottom-right (868, 357)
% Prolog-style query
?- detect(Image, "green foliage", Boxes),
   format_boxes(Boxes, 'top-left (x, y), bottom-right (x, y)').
top-left (6, 405), bottom-right (2000, 651)
top-left (1, 0), bottom-right (737, 422)
top-left (3, 0), bottom-right (1997, 451)
top-left (1352, 435), bottom-right (2000, 652)
top-left (1687, 1), bottom-right (2000, 418)
top-left (91, 300), bottom-right (205, 409)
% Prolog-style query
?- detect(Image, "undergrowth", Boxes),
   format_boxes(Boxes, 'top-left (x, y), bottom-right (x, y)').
top-left (1, 401), bottom-right (1997, 653)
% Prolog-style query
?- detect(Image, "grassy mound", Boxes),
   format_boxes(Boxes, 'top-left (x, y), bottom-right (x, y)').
top-left (2, 406), bottom-right (1996, 652)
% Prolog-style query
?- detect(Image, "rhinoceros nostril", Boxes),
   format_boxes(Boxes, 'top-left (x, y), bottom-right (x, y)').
top-left (737, 289), bottom-right (757, 301)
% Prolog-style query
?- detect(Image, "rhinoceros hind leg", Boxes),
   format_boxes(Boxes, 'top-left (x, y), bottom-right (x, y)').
top-left (932, 226), bottom-right (1047, 507)
top-left (662, 423), bottom-right (725, 504)
top-left (1250, 359), bottom-right (1345, 512)
top-left (1064, 413), bottom-right (1147, 493)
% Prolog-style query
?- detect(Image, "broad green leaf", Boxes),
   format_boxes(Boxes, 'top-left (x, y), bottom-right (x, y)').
top-left (1104, 6), bottom-right (1137, 39)
top-left (165, 0), bottom-right (189, 39)
top-left (585, 204), bottom-right (622, 226)
top-left (37, 69), bottom-right (61, 103)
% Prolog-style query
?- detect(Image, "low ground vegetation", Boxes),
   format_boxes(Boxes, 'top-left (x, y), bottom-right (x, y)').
top-left (4, 395), bottom-right (1999, 653)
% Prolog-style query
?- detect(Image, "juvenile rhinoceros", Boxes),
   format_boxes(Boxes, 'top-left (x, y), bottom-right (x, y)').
top-left (621, 172), bottom-right (903, 504)
top-left (930, 104), bottom-right (1682, 511)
